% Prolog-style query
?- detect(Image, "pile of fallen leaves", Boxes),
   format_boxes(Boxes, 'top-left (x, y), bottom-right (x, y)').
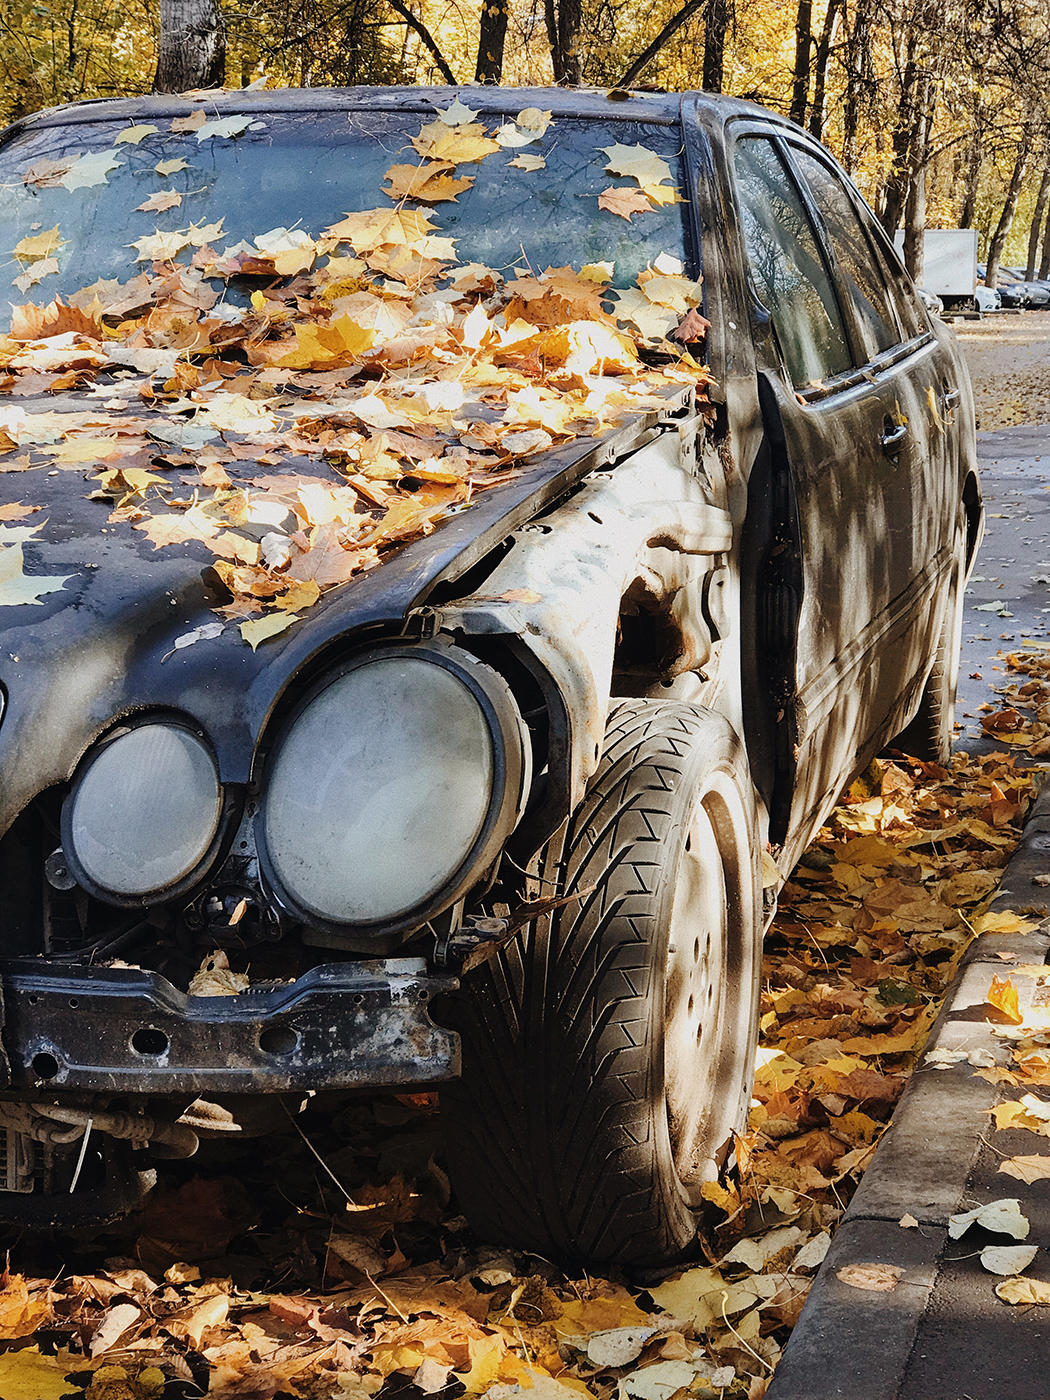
top-left (1, 98), bottom-right (711, 646)
top-left (0, 742), bottom-right (1039, 1399)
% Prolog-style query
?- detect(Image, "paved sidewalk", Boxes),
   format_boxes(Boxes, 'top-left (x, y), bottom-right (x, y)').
top-left (768, 781), bottom-right (1050, 1400)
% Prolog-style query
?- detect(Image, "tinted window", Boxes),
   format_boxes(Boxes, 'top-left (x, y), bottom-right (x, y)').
top-left (789, 145), bottom-right (902, 359)
top-left (733, 136), bottom-right (851, 386)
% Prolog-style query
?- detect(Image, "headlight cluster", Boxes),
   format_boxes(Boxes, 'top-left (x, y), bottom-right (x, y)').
top-left (61, 644), bottom-right (530, 932)
top-left (63, 723), bottom-right (222, 900)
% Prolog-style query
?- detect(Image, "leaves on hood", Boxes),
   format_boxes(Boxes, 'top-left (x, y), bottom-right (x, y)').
top-left (2, 108), bottom-right (715, 643)
top-left (0, 523), bottom-right (73, 606)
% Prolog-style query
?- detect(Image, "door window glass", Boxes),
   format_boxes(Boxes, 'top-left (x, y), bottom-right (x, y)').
top-left (733, 136), bottom-right (851, 386)
top-left (789, 145), bottom-right (903, 359)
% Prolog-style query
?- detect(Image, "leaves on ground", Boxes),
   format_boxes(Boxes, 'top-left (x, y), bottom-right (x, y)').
top-left (836, 1263), bottom-right (903, 1292)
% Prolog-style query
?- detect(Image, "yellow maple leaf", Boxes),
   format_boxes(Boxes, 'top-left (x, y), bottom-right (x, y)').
top-left (997, 1277), bottom-right (1050, 1305)
top-left (278, 315), bottom-right (376, 369)
top-left (999, 1154), bottom-right (1050, 1183)
top-left (989, 975), bottom-right (1023, 1024)
top-left (0, 1345), bottom-right (74, 1399)
top-left (47, 438), bottom-right (129, 464)
top-left (240, 613), bottom-right (299, 649)
top-left (115, 123), bottom-right (159, 145)
top-left (383, 162), bottom-right (474, 204)
top-left (274, 578), bottom-right (320, 611)
top-left (13, 225), bottom-right (65, 262)
top-left (411, 120), bottom-right (501, 164)
top-left (0, 1277), bottom-right (51, 1339)
top-left (324, 207), bottom-right (436, 251)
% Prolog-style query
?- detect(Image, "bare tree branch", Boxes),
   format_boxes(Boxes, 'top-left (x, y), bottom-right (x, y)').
top-left (617, 0), bottom-right (704, 88)
top-left (385, 0), bottom-right (456, 84)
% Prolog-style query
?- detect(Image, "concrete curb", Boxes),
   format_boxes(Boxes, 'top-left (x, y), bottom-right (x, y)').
top-left (766, 779), bottom-right (1050, 1400)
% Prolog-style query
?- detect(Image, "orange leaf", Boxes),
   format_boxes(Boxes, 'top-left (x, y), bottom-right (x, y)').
top-left (598, 186), bottom-right (654, 221)
top-left (9, 298), bottom-right (101, 342)
top-left (383, 163), bottom-right (474, 203)
top-left (989, 975), bottom-right (1023, 1024)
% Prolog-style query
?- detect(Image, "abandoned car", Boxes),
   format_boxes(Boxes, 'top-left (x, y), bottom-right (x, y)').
top-left (0, 84), bottom-right (979, 1263)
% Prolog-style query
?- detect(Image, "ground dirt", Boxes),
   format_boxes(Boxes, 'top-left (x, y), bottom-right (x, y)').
top-left (955, 309), bottom-right (1050, 429)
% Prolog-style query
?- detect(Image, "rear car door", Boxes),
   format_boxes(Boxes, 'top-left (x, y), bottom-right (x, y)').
top-left (730, 128), bottom-right (954, 854)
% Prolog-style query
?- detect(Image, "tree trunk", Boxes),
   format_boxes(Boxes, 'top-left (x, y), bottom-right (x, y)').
top-left (986, 122), bottom-right (1035, 288)
top-left (1026, 143), bottom-right (1050, 278)
top-left (559, 0), bottom-right (582, 83)
top-left (808, 0), bottom-right (841, 140)
top-left (546, 0), bottom-right (582, 84)
top-left (903, 158), bottom-right (926, 282)
top-left (842, 0), bottom-right (874, 175)
top-left (790, 0), bottom-right (813, 126)
top-left (475, 0), bottom-right (510, 83)
top-left (1039, 195), bottom-right (1050, 279)
top-left (543, 0), bottom-right (561, 80)
top-left (880, 28), bottom-right (920, 237)
top-left (959, 132), bottom-right (982, 228)
top-left (703, 0), bottom-right (729, 92)
top-left (154, 0), bottom-right (225, 92)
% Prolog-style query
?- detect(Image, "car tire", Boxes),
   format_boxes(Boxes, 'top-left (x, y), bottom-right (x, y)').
top-left (442, 700), bottom-right (763, 1266)
top-left (894, 528), bottom-right (966, 766)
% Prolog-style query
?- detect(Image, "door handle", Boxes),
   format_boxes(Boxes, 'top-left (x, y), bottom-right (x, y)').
top-left (880, 422), bottom-right (908, 452)
top-left (943, 386), bottom-right (961, 409)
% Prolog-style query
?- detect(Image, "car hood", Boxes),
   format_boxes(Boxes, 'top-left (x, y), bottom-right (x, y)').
top-left (0, 388), bottom-right (686, 835)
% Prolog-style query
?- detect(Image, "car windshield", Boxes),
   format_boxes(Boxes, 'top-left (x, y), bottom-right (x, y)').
top-left (0, 107), bottom-right (693, 326)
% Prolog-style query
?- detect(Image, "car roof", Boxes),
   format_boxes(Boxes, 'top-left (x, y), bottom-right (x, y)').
top-left (0, 83), bottom-right (791, 145)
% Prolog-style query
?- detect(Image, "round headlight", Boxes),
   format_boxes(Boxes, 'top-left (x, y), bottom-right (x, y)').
top-left (65, 723), bottom-right (223, 899)
top-left (259, 644), bottom-right (528, 929)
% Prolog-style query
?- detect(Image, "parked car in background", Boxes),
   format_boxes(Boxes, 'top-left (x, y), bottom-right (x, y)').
top-left (0, 85), bottom-right (980, 1263)
top-left (974, 284), bottom-right (1002, 313)
top-left (1003, 269), bottom-right (1050, 307)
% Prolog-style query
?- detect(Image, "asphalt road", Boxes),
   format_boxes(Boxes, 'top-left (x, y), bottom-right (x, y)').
top-left (955, 423), bottom-right (1050, 757)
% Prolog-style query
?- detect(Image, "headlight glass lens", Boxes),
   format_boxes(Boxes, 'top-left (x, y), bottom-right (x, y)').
top-left (262, 654), bottom-right (495, 924)
top-left (68, 724), bottom-right (222, 896)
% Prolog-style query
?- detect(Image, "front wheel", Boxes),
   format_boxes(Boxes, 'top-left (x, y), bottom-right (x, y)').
top-left (442, 701), bottom-right (763, 1266)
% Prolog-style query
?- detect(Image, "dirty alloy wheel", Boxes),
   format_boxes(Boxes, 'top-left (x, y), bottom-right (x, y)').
top-left (894, 525), bottom-right (967, 766)
top-left (442, 700), bottom-right (763, 1266)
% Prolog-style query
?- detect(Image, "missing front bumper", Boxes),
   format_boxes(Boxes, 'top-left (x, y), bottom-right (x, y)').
top-left (0, 958), bottom-right (460, 1093)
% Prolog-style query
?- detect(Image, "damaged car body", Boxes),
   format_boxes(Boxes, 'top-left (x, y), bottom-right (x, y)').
top-left (0, 85), bottom-right (979, 1261)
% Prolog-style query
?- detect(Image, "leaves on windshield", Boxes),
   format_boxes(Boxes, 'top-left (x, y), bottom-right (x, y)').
top-left (0, 102), bottom-right (709, 640)
top-left (55, 150), bottom-right (123, 190)
top-left (114, 124), bottom-right (160, 145)
top-left (136, 190), bottom-right (182, 213)
top-left (601, 142), bottom-right (682, 216)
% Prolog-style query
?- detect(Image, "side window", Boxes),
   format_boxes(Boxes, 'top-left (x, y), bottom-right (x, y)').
top-left (733, 136), bottom-right (851, 387)
top-left (789, 145), bottom-right (904, 359)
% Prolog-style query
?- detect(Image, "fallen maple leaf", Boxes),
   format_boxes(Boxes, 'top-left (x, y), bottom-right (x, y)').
top-left (240, 612), bottom-right (298, 649)
top-left (598, 186), bottom-right (653, 221)
top-left (989, 974), bottom-right (1023, 1024)
top-left (115, 123), bottom-right (159, 145)
top-left (383, 163), bottom-right (474, 203)
top-left (836, 1263), bottom-right (902, 1292)
top-left (997, 1277), bottom-right (1050, 1304)
top-left (411, 120), bottom-right (501, 165)
top-left (136, 190), bottom-right (182, 212)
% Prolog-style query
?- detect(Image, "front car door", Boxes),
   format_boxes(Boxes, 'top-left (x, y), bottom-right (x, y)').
top-left (728, 125), bottom-right (957, 864)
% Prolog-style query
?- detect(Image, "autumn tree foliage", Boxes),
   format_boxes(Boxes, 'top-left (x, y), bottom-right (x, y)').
top-left (3, 0), bottom-right (1050, 273)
